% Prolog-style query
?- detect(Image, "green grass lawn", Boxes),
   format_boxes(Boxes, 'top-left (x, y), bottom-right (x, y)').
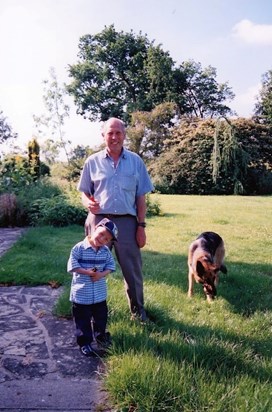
top-left (1, 195), bottom-right (272, 411)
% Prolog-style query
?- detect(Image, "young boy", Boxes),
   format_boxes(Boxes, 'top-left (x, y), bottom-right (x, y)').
top-left (67, 218), bottom-right (118, 357)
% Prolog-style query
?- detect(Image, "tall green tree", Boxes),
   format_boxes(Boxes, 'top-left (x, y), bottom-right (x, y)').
top-left (33, 67), bottom-right (71, 163)
top-left (67, 25), bottom-right (234, 124)
top-left (254, 69), bottom-right (272, 125)
top-left (67, 25), bottom-right (176, 122)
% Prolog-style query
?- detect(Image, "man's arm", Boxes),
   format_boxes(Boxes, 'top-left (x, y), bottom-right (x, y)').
top-left (81, 192), bottom-right (91, 208)
top-left (136, 194), bottom-right (147, 223)
top-left (136, 195), bottom-right (147, 248)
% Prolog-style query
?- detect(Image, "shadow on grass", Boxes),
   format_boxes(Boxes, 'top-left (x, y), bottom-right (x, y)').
top-left (111, 303), bottom-right (272, 385)
top-left (141, 249), bottom-right (272, 316)
top-left (160, 212), bottom-right (187, 218)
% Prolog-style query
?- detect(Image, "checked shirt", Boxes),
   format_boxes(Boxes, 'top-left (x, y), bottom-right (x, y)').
top-left (67, 237), bottom-right (115, 304)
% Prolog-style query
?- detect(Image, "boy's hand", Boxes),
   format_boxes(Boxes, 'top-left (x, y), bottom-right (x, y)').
top-left (89, 268), bottom-right (104, 281)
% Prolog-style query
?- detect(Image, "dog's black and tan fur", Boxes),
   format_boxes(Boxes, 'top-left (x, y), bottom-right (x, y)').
top-left (188, 232), bottom-right (227, 302)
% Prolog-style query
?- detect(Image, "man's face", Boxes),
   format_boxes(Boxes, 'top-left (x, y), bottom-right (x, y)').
top-left (103, 119), bottom-right (125, 154)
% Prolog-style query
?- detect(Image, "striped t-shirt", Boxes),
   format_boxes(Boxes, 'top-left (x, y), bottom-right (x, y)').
top-left (67, 237), bottom-right (115, 304)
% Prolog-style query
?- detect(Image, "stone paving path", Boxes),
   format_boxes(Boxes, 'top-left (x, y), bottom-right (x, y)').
top-left (0, 227), bottom-right (28, 258)
top-left (0, 228), bottom-right (112, 412)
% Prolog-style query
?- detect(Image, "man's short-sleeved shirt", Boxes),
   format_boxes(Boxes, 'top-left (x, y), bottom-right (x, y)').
top-left (77, 148), bottom-right (154, 216)
top-left (67, 237), bottom-right (115, 304)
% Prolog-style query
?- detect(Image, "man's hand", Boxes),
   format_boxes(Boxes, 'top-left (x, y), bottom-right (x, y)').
top-left (87, 196), bottom-right (100, 214)
top-left (136, 226), bottom-right (146, 248)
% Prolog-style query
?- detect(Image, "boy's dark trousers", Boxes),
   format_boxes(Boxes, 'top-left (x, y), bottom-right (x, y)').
top-left (72, 301), bottom-right (108, 347)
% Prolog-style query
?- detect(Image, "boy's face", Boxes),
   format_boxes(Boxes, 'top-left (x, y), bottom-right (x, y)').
top-left (92, 226), bottom-right (113, 247)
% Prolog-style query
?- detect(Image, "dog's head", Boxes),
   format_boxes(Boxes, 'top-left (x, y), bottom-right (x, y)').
top-left (193, 257), bottom-right (220, 300)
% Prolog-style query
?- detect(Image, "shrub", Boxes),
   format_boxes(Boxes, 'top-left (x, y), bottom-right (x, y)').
top-left (245, 168), bottom-right (272, 195)
top-left (0, 191), bottom-right (87, 228)
top-left (0, 154), bottom-right (51, 195)
top-left (149, 118), bottom-right (272, 195)
top-left (0, 193), bottom-right (19, 227)
top-left (14, 179), bottom-right (62, 226)
top-left (28, 195), bottom-right (87, 227)
top-left (146, 194), bottom-right (161, 216)
top-left (27, 193), bottom-right (158, 226)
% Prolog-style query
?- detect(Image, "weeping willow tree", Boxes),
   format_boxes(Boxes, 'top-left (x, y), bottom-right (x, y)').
top-left (212, 118), bottom-right (250, 194)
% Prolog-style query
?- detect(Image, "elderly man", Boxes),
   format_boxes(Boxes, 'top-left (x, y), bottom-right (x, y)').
top-left (78, 117), bottom-right (154, 322)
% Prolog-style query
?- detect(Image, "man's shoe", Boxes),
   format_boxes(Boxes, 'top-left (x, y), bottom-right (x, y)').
top-left (139, 309), bottom-right (148, 322)
top-left (130, 310), bottom-right (150, 324)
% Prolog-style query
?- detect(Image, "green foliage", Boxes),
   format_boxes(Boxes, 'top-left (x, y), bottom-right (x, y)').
top-left (126, 102), bottom-right (177, 158)
top-left (0, 153), bottom-right (73, 227)
top-left (3, 178), bottom-right (62, 227)
top-left (0, 154), bottom-right (50, 194)
top-left (149, 117), bottom-right (272, 195)
top-left (67, 25), bottom-right (233, 123)
top-left (0, 193), bottom-right (20, 227)
top-left (28, 137), bottom-right (41, 180)
top-left (178, 60), bottom-right (235, 118)
top-left (28, 195), bottom-right (87, 227)
top-left (67, 25), bottom-right (176, 122)
top-left (149, 118), bottom-right (216, 194)
top-left (146, 194), bottom-right (161, 217)
top-left (0, 154), bottom-right (33, 190)
top-left (65, 144), bottom-right (98, 181)
top-left (254, 69), bottom-right (272, 125)
top-left (0, 151), bottom-right (88, 227)
top-left (212, 118), bottom-right (250, 194)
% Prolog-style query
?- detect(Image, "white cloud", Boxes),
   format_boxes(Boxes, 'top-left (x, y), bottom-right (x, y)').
top-left (232, 19), bottom-right (272, 45)
top-left (231, 83), bottom-right (261, 117)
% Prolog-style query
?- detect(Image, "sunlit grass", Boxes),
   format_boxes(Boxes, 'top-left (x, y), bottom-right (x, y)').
top-left (0, 195), bottom-right (272, 411)
top-left (0, 225), bottom-right (84, 286)
top-left (106, 195), bottom-right (272, 411)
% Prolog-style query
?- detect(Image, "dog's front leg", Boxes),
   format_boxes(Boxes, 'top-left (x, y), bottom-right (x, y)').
top-left (188, 267), bottom-right (194, 297)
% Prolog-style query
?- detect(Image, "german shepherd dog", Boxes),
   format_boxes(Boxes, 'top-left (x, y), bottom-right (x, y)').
top-left (188, 232), bottom-right (227, 302)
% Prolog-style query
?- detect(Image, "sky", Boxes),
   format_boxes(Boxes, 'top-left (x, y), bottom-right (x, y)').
top-left (0, 0), bottom-right (272, 156)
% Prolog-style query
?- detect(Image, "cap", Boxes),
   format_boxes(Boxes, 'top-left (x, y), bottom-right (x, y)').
top-left (97, 218), bottom-right (118, 241)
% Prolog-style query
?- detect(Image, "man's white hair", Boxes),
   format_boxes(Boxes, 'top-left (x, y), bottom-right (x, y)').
top-left (102, 117), bottom-right (126, 134)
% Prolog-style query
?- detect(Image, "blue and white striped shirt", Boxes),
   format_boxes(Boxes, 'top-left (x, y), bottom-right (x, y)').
top-left (67, 237), bottom-right (115, 304)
